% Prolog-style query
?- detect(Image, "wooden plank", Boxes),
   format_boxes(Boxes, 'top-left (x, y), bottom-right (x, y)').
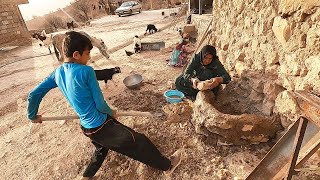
top-left (295, 133), bottom-right (320, 169)
top-left (246, 120), bottom-right (301, 180)
top-left (294, 91), bottom-right (320, 127)
top-left (41, 110), bottom-right (158, 121)
top-left (285, 117), bottom-right (308, 180)
top-left (271, 121), bottom-right (320, 180)
top-left (250, 119), bottom-right (320, 180)
top-left (247, 91), bottom-right (320, 180)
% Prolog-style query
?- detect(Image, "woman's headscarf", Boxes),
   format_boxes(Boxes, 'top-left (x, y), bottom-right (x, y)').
top-left (198, 45), bottom-right (217, 67)
top-left (200, 45), bottom-right (217, 60)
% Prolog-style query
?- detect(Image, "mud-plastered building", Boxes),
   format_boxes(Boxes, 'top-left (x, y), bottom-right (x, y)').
top-left (0, 0), bottom-right (29, 45)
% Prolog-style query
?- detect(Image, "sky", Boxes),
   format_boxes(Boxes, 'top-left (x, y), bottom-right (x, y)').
top-left (19, 0), bottom-right (75, 20)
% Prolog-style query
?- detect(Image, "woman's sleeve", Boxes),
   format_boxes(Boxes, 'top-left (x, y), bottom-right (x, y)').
top-left (216, 59), bottom-right (231, 84)
top-left (27, 72), bottom-right (58, 120)
top-left (183, 54), bottom-right (199, 80)
top-left (87, 67), bottom-right (113, 116)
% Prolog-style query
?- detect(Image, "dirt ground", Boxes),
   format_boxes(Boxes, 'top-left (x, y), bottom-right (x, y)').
top-left (0, 9), bottom-right (318, 180)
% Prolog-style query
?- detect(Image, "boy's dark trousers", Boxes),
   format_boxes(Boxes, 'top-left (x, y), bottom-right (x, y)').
top-left (81, 117), bottom-right (171, 177)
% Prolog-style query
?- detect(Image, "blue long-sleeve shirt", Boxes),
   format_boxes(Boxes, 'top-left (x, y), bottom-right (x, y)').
top-left (27, 63), bottom-right (112, 128)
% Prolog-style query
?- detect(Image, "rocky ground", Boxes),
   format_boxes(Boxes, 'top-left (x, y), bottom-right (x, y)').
top-left (0, 9), bottom-right (319, 180)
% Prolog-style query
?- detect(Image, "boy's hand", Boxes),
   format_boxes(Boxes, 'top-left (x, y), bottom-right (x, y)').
top-left (31, 115), bottom-right (43, 123)
top-left (111, 109), bottom-right (118, 119)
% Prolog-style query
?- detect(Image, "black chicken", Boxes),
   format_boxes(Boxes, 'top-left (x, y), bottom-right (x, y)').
top-left (125, 50), bottom-right (134, 56)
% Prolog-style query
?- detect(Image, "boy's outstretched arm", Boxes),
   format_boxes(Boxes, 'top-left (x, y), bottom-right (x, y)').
top-left (27, 72), bottom-right (58, 121)
top-left (87, 67), bottom-right (113, 116)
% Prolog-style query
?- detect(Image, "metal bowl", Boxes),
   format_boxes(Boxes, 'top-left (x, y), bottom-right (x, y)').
top-left (123, 74), bottom-right (143, 89)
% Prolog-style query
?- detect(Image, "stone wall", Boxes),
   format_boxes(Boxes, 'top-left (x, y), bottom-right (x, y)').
top-left (208, 0), bottom-right (320, 127)
top-left (0, 1), bottom-right (29, 45)
top-left (191, 14), bottom-right (213, 43)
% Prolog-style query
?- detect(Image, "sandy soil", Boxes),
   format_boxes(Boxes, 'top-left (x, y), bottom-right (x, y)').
top-left (0, 9), bottom-right (318, 180)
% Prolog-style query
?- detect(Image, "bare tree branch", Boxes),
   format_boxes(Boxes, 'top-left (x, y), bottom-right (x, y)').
top-left (73, 0), bottom-right (91, 22)
top-left (45, 14), bottom-right (65, 30)
top-left (98, 0), bottom-right (116, 14)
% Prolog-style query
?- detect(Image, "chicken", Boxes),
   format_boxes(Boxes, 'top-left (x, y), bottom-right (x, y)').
top-left (125, 50), bottom-right (134, 56)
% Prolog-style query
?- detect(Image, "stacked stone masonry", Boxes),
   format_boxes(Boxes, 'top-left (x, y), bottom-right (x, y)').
top-left (204, 0), bottom-right (320, 127)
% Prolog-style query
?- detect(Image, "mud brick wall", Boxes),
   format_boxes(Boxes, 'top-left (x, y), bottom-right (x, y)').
top-left (0, 3), bottom-right (29, 45)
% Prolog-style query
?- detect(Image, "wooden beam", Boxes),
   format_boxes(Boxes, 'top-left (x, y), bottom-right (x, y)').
top-left (285, 117), bottom-right (308, 180)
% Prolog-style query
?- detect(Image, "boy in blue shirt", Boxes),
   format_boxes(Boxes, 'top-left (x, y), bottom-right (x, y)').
top-left (27, 31), bottom-right (181, 179)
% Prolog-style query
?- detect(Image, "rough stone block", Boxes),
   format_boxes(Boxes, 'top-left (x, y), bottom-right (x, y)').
top-left (234, 50), bottom-right (245, 61)
top-left (254, 18), bottom-right (266, 36)
top-left (272, 16), bottom-right (291, 45)
top-left (222, 43), bottom-right (229, 51)
top-left (266, 52), bottom-right (279, 65)
top-left (262, 99), bottom-right (275, 116)
top-left (306, 26), bottom-right (320, 51)
top-left (191, 91), bottom-right (282, 145)
top-left (281, 76), bottom-right (295, 90)
top-left (311, 8), bottom-right (320, 22)
top-left (300, 22), bottom-right (311, 33)
top-left (251, 39), bottom-right (259, 52)
top-left (294, 77), bottom-right (313, 91)
top-left (248, 89), bottom-right (264, 103)
top-left (303, 56), bottom-right (320, 92)
top-left (12, 23), bottom-right (18, 28)
top-left (248, 76), bottom-right (264, 93)
top-left (279, 53), bottom-right (302, 76)
top-left (1, 12), bottom-right (9, 16)
top-left (5, 24), bottom-right (11, 28)
top-left (299, 34), bottom-right (307, 48)
top-left (263, 81), bottom-right (285, 102)
top-left (0, 29), bottom-right (8, 34)
top-left (2, 20), bottom-right (9, 25)
top-left (244, 17), bottom-right (251, 28)
top-left (0, 25), bottom-right (7, 29)
top-left (265, 65), bottom-right (279, 75)
top-left (279, 0), bottom-right (320, 15)
top-left (274, 90), bottom-right (301, 128)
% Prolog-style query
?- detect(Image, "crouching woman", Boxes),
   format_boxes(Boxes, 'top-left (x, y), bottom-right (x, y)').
top-left (175, 45), bottom-right (231, 98)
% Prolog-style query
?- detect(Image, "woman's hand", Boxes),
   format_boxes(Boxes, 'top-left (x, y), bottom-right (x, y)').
top-left (191, 78), bottom-right (200, 89)
top-left (209, 77), bottom-right (223, 89)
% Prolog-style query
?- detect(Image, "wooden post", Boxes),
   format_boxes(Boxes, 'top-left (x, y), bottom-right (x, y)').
top-left (198, 0), bottom-right (202, 15)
